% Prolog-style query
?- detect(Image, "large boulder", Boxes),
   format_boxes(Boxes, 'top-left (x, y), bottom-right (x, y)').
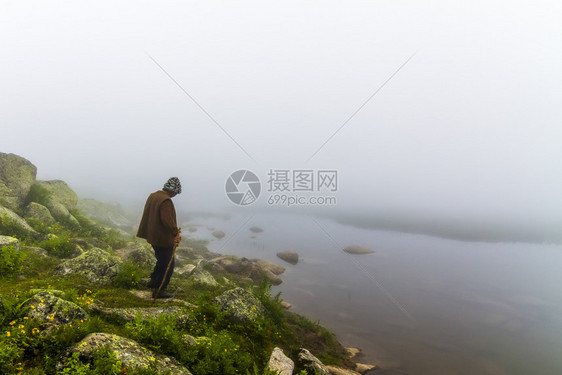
top-left (298, 349), bottom-right (330, 375)
top-left (267, 347), bottom-right (294, 375)
top-left (343, 245), bottom-right (375, 255)
top-left (210, 256), bottom-right (284, 285)
top-left (325, 365), bottom-right (362, 375)
top-left (0, 235), bottom-right (19, 251)
top-left (91, 306), bottom-right (193, 327)
top-left (54, 248), bottom-right (122, 285)
top-left (0, 206), bottom-right (39, 237)
top-left (0, 153), bottom-right (37, 210)
top-left (24, 202), bottom-right (56, 225)
top-left (57, 333), bottom-right (192, 375)
top-left (213, 287), bottom-right (265, 324)
top-left (22, 291), bottom-right (88, 326)
top-left (114, 242), bottom-right (156, 268)
top-left (190, 266), bottom-right (219, 287)
top-left (35, 180), bottom-right (78, 210)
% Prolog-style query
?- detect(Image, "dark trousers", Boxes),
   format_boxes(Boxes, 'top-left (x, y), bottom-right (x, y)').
top-left (149, 245), bottom-right (175, 290)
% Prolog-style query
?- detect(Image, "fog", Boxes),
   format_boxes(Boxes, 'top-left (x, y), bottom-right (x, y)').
top-left (2, 1), bottom-right (561, 240)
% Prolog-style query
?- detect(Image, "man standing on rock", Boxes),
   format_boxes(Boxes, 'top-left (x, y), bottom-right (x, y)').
top-left (137, 177), bottom-right (182, 298)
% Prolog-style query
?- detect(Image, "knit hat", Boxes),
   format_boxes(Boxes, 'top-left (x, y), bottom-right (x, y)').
top-left (163, 177), bottom-right (182, 194)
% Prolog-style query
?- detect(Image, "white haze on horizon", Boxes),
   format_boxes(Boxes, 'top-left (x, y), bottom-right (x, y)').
top-left (1, 0), bottom-right (561, 232)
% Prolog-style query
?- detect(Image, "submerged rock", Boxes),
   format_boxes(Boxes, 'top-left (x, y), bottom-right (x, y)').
top-left (276, 251), bottom-right (299, 265)
top-left (343, 245), bottom-right (375, 255)
top-left (298, 348), bottom-right (330, 375)
top-left (0, 235), bottom-right (19, 251)
top-left (326, 365), bottom-right (362, 375)
top-left (212, 230), bottom-right (225, 239)
top-left (54, 248), bottom-right (122, 285)
top-left (57, 333), bottom-right (192, 374)
top-left (22, 291), bottom-right (88, 326)
top-left (267, 347), bottom-right (294, 375)
top-left (213, 287), bottom-right (265, 324)
top-left (249, 226), bottom-right (263, 233)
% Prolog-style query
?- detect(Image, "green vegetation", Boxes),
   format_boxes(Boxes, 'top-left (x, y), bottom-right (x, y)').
top-left (0, 207), bottom-right (350, 375)
top-left (24, 184), bottom-right (52, 207)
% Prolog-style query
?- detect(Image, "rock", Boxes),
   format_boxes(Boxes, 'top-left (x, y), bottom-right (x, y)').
top-left (181, 334), bottom-right (209, 346)
top-left (175, 264), bottom-right (196, 276)
top-left (281, 301), bottom-right (292, 309)
top-left (216, 256), bottom-right (283, 285)
top-left (212, 230), bottom-right (225, 239)
top-left (277, 251), bottom-right (299, 265)
top-left (91, 306), bottom-right (193, 327)
top-left (0, 206), bottom-right (39, 237)
top-left (46, 201), bottom-right (80, 227)
top-left (54, 248), bottom-right (122, 285)
top-left (249, 226), bottom-right (264, 233)
top-left (345, 347), bottom-right (360, 359)
top-left (114, 242), bottom-right (156, 268)
top-left (35, 180), bottom-right (78, 210)
top-left (187, 227), bottom-right (197, 232)
top-left (254, 259), bottom-right (285, 275)
top-left (0, 235), bottom-right (19, 251)
top-left (0, 152), bottom-right (37, 210)
top-left (213, 287), bottom-right (265, 324)
top-left (24, 202), bottom-right (56, 225)
top-left (267, 347), bottom-right (294, 375)
top-left (77, 198), bottom-right (134, 232)
top-left (355, 363), bottom-right (377, 373)
top-left (57, 333), bottom-right (192, 375)
top-left (298, 348), bottom-right (330, 375)
top-left (20, 246), bottom-right (48, 257)
top-left (326, 365), bottom-right (361, 375)
top-left (343, 245), bottom-right (375, 255)
top-left (191, 266), bottom-right (219, 287)
top-left (22, 291), bottom-right (88, 326)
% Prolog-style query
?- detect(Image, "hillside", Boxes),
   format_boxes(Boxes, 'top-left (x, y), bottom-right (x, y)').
top-left (0, 152), bottom-right (373, 375)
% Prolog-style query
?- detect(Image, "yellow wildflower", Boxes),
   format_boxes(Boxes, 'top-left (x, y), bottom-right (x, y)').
top-left (49, 313), bottom-right (55, 320)
top-left (20, 330), bottom-right (25, 334)
top-left (6, 331), bottom-right (10, 337)
top-left (18, 325), bottom-right (24, 329)
top-left (9, 321), bottom-right (16, 325)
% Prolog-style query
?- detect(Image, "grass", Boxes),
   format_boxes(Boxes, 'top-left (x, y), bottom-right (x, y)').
top-left (0, 209), bottom-right (352, 375)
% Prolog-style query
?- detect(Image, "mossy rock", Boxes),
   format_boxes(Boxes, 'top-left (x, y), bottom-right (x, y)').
top-left (190, 266), bottom-right (219, 287)
top-left (77, 198), bottom-right (133, 231)
top-left (24, 202), bottom-right (56, 225)
top-left (57, 333), bottom-right (192, 374)
top-left (91, 306), bottom-right (194, 327)
top-left (0, 235), bottom-right (19, 251)
top-left (0, 152), bottom-right (37, 210)
top-left (35, 180), bottom-right (78, 210)
top-left (54, 248), bottom-right (122, 285)
top-left (115, 242), bottom-right (156, 268)
top-left (213, 287), bottom-right (265, 324)
top-left (0, 205), bottom-right (39, 238)
top-left (46, 201), bottom-right (80, 227)
top-left (22, 291), bottom-right (88, 326)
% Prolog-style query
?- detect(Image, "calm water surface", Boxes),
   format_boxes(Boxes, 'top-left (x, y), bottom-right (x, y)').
top-left (184, 213), bottom-right (562, 375)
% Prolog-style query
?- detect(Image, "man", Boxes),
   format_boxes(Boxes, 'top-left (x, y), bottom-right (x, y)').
top-left (137, 177), bottom-right (182, 298)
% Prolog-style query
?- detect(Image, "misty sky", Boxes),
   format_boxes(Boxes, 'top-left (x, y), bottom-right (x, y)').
top-left (1, 1), bottom-right (561, 225)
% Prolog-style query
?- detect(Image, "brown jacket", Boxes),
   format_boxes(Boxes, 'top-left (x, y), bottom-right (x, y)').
top-left (136, 190), bottom-right (179, 247)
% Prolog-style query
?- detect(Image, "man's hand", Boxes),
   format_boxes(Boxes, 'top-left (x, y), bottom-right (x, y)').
top-left (174, 233), bottom-right (182, 246)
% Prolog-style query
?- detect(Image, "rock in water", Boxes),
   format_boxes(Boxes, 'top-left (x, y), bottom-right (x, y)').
top-left (212, 230), bottom-right (225, 239)
top-left (249, 226), bottom-right (263, 233)
top-left (57, 333), bottom-right (192, 375)
top-left (213, 287), bottom-right (265, 323)
top-left (267, 347), bottom-right (294, 375)
top-left (343, 245), bottom-right (375, 255)
top-left (0, 152), bottom-right (37, 210)
top-left (277, 251), bottom-right (299, 265)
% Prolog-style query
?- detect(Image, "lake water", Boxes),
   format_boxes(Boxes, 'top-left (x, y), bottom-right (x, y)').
top-left (183, 212), bottom-right (562, 375)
